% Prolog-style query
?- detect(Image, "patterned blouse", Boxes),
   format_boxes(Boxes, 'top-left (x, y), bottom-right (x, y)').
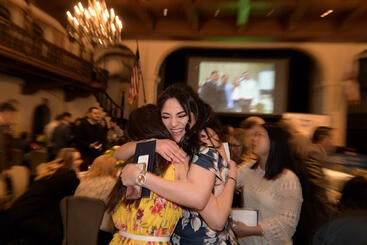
top-left (171, 146), bottom-right (238, 245)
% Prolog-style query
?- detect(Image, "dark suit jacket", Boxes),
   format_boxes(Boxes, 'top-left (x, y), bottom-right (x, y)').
top-left (199, 80), bottom-right (221, 109)
top-left (73, 118), bottom-right (106, 159)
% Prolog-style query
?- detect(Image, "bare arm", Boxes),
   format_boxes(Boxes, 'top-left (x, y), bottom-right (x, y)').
top-left (121, 163), bottom-right (215, 210)
top-left (199, 159), bottom-right (238, 231)
top-left (114, 140), bottom-right (186, 162)
top-left (114, 141), bottom-right (137, 161)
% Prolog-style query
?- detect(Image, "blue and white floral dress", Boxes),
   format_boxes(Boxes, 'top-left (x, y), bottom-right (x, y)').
top-left (171, 146), bottom-right (238, 245)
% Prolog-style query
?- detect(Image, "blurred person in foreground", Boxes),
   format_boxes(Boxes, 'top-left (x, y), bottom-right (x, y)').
top-left (75, 154), bottom-right (118, 245)
top-left (280, 120), bottom-right (335, 245)
top-left (0, 148), bottom-right (82, 245)
top-left (312, 175), bottom-right (367, 245)
top-left (304, 126), bottom-right (336, 209)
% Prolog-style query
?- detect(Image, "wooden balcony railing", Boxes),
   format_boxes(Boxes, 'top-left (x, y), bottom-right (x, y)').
top-left (0, 18), bottom-right (124, 119)
top-left (0, 17), bottom-right (107, 89)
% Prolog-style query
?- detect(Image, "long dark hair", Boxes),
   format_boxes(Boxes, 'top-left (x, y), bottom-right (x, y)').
top-left (107, 104), bottom-right (173, 211)
top-left (157, 83), bottom-right (210, 160)
top-left (199, 103), bottom-right (224, 148)
top-left (251, 123), bottom-right (293, 180)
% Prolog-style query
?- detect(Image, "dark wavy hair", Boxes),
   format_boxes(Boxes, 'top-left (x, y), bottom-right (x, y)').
top-left (157, 83), bottom-right (211, 160)
top-left (107, 104), bottom-right (173, 210)
top-left (199, 103), bottom-right (224, 148)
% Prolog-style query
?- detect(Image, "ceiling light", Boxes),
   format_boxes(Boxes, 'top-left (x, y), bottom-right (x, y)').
top-left (163, 8), bottom-right (168, 16)
top-left (66, 1), bottom-right (123, 48)
top-left (214, 9), bottom-right (220, 17)
top-left (320, 9), bottom-right (334, 18)
top-left (266, 9), bottom-right (274, 17)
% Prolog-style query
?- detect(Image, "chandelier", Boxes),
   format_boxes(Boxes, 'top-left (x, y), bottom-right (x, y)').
top-left (66, 1), bottom-right (123, 48)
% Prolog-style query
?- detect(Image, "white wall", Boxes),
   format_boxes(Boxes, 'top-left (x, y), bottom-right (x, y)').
top-left (2, 41), bottom-right (366, 146)
top-left (2, 0), bottom-right (367, 146)
top-left (119, 40), bottom-right (367, 147)
top-left (0, 74), bottom-right (98, 136)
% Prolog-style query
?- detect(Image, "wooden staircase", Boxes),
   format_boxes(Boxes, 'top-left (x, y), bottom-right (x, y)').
top-left (94, 89), bottom-right (124, 120)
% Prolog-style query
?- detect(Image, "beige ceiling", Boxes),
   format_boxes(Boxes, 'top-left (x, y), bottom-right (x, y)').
top-left (33, 0), bottom-right (367, 42)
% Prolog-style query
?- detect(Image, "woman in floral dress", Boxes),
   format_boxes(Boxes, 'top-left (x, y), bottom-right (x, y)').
top-left (107, 104), bottom-right (187, 245)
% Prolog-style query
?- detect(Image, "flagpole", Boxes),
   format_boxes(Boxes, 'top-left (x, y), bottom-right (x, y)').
top-left (136, 40), bottom-right (147, 104)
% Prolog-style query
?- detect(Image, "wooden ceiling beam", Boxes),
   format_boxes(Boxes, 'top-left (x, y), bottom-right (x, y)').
top-left (183, 2), bottom-right (200, 30)
top-left (128, 0), bottom-right (155, 30)
top-left (25, 0), bottom-right (367, 42)
top-left (122, 16), bottom-right (367, 42)
top-left (339, 2), bottom-right (367, 30)
top-left (285, 0), bottom-right (309, 30)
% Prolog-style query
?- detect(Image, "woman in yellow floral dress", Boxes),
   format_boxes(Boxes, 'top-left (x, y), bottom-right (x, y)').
top-left (107, 104), bottom-right (187, 244)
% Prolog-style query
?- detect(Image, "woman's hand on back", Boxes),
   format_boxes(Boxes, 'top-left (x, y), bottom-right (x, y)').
top-left (156, 139), bottom-right (186, 162)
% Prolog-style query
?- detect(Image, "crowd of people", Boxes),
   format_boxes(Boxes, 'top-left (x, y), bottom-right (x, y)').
top-left (0, 83), bottom-right (366, 245)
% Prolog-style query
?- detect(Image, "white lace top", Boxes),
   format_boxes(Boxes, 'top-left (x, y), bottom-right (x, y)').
top-left (237, 163), bottom-right (303, 245)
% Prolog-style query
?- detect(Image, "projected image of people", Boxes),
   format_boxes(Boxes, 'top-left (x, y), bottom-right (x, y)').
top-left (232, 71), bottom-right (260, 113)
top-left (198, 70), bottom-right (223, 111)
top-left (196, 61), bottom-right (276, 114)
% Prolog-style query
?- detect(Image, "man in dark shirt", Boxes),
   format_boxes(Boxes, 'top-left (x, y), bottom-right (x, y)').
top-left (73, 107), bottom-right (106, 170)
top-left (198, 70), bottom-right (223, 111)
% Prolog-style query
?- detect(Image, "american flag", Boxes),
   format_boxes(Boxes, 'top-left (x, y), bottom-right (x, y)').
top-left (128, 48), bottom-right (142, 104)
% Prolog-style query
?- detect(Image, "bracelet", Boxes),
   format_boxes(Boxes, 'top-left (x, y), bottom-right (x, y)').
top-left (227, 176), bottom-right (237, 185)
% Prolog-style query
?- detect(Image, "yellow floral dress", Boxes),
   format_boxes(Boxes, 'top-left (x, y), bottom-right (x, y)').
top-left (110, 164), bottom-right (182, 245)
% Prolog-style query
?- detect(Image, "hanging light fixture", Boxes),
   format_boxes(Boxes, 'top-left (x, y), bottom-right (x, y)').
top-left (66, 1), bottom-right (123, 48)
